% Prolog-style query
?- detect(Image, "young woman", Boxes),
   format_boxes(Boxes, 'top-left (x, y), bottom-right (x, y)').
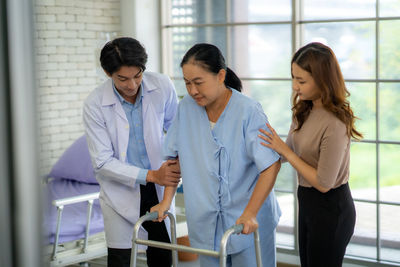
top-left (151, 43), bottom-right (281, 267)
top-left (259, 42), bottom-right (361, 267)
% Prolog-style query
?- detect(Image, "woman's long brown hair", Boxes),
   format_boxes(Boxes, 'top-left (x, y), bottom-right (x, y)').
top-left (291, 42), bottom-right (363, 140)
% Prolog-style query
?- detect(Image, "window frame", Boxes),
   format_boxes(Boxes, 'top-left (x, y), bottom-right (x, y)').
top-left (160, 1), bottom-right (400, 266)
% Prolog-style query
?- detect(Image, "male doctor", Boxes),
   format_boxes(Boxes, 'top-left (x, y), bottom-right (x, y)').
top-left (83, 37), bottom-right (180, 267)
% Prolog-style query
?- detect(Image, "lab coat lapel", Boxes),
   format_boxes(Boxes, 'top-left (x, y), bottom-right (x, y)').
top-left (102, 80), bottom-right (129, 162)
top-left (142, 77), bottom-right (163, 170)
top-left (102, 80), bottom-right (128, 122)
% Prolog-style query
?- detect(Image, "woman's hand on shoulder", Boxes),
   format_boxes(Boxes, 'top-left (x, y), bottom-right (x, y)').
top-left (258, 123), bottom-right (290, 156)
top-left (236, 212), bottom-right (259, 235)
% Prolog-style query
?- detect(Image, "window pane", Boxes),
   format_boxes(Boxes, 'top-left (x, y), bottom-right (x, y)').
top-left (303, 21), bottom-right (375, 79)
top-left (275, 160), bottom-right (296, 192)
top-left (172, 78), bottom-right (187, 98)
top-left (230, 25), bottom-right (291, 78)
top-left (303, 0), bottom-right (375, 20)
top-left (379, 20), bottom-right (400, 79)
top-left (167, 24), bottom-right (291, 79)
top-left (346, 202), bottom-right (377, 259)
top-left (276, 192), bottom-right (295, 248)
top-left (242, 80), bottom-right (292, 135)
top-left (168, 0), bottom-right (292, 25)
top-left (231, 0), bottom-right (291, 22)
top-left (380, 0), bottom-right (400, 17)
top-left (347, 82), bottom-right (376, 140)
top-left (380, 144), bottom-right (400, 203)
top-left (167, 26), bottom-right (228, 77)
top-left (168, 0), bottom-right (226, 25)
top-left (379, 83), bottom-right (400, 141)
top-left (349, 143), bottom-right (376, 201)
top-left (380, 204), bottom-right (400, 263)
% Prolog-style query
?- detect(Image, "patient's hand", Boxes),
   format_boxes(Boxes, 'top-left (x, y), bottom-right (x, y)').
top-left (236, 212), bottom-right (259, 235)
top-left (150, 201), bottom-right (170, 222)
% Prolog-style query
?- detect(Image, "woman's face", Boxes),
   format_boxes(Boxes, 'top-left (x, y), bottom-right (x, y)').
top-left (291, 62), bottom-right (321, 101)
top-left (182, 63), bottom-right (226, 107)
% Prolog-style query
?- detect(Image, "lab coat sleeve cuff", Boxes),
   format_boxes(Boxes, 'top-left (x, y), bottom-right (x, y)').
top-left (136, 169), bottom-right (148, 185)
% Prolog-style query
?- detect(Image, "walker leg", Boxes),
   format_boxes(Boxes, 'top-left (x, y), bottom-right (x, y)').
top-left (254, 230), bottom-right (262, 267)
top-left (170, 219), bottom-right (178, 267)
top-left (130, 242), bottom-right (138, 267)
top-left (219, 253), bottom-right (227, 267)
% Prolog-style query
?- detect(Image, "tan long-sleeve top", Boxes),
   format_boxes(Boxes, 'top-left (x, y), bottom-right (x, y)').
top-left (285, 107), bottom-right (350, 189)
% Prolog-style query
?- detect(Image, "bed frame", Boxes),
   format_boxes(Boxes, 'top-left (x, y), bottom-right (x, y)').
top-left (43, 191), bottom-right (188, 266)
top-left (43, 192), bottom-right (107, 267)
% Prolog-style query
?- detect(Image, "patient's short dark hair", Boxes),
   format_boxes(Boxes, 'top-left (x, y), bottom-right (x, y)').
top-left (100, 37), bottom-right (148, 75)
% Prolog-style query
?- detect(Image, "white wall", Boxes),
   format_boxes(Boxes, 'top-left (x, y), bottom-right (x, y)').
top-left (35, 0), bottom-right (162, 176)
top-left (120, 0), bottom-right (161, 72)
top-left (35, 0), bottom-right (121, 175)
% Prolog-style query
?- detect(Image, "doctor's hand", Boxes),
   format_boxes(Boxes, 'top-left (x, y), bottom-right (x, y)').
top-left (147, 159), bottom-right (181, 186)
top-left (259, 123), bottom-right (290, 156)
top-left (236, 212), bottom-right (259, 235)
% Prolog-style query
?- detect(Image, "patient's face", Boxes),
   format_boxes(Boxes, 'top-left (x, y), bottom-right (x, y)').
top-left (182, 63), bottom-right (225, 108)
top-left (108, 66), bottom-right (143, 104)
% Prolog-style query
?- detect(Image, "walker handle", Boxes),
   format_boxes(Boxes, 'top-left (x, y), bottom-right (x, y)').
top-left (220, 224), bottom-right (262, 267)
top-left (230, 224), bottom-right (244, 234)
top-left (131, 211), bottom-right (178, 267)
top-left (143, 211), bottom-right (160, 221)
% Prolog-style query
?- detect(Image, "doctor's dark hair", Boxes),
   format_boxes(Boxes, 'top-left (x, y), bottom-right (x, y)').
top-left (100, 37), bottom-right (148, 75)
top-left (180, 43), bottom-right (242, 92)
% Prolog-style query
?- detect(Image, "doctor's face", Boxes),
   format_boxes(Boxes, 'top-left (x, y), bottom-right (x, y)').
top-left (108, 66), bottom-right (143, 103)
top-left (182, 63), bottom-right (226, 107)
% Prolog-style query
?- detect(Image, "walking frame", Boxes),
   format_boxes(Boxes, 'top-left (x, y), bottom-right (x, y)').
top-left (130, 211), bottom-right (263, 267)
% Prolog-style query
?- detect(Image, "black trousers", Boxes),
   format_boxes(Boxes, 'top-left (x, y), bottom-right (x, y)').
top-left (297, 183), bottom-right (356, 267)
top-left (107, 182), bottom-right (172, 267)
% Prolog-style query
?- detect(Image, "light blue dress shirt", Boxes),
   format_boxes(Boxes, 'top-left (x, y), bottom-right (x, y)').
top-left (112, 84), bottom-right (149, 185)
top-left (164, 89), bottom-right (281, 256)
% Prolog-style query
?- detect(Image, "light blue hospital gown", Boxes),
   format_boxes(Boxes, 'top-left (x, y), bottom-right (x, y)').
top-left (164, 89), bottom-right (281, 259)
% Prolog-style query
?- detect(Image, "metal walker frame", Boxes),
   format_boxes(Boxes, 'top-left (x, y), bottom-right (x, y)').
top-left (130, 211), bottom-right (262, 267)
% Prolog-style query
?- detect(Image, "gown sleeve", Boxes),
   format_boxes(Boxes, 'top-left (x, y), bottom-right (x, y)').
top-left (163, 103), bottom-right (180, 159)
top-left (245, 103), bottom-right (280, 173)
top-left (162, 75), bottom-right (179, 132)
top-left (281, 121), bottom-right (295, 163)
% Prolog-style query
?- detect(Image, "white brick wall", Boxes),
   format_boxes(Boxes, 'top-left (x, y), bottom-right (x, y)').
top-left (35, 0), bottom-right (121, 175)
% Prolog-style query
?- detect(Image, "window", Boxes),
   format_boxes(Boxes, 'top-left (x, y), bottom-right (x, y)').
top-left (161, 0), bottom-right (400, 265)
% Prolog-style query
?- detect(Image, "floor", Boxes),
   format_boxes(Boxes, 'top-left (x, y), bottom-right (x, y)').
top-left (68, 192), bottom-right (299, 267)
top-left (69, 256), bottom-right (200, 266)
top-left (74, 256), bottom-right (297, 267)
top-left (75, 258), bottom-right (296, 267)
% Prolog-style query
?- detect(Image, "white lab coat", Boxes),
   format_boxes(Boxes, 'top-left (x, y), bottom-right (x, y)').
top-left (83, 72), bottom-right (178, 248)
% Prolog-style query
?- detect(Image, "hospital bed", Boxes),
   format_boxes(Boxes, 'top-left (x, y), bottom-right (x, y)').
top-left (43, 185), bottom-right (188, 267)
top-left (43, 184), bottom-right (106, 267)
top-left (42, 135), bottom-right (188, 266)
top-left (42, 135), bottom-right (106, 266)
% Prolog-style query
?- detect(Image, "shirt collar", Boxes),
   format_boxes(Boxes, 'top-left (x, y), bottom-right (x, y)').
top-left (112, 81), bottom-right (143, 105)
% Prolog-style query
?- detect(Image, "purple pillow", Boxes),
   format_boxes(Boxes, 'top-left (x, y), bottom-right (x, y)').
top-left (48, 135), bottom-right (97, 184)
